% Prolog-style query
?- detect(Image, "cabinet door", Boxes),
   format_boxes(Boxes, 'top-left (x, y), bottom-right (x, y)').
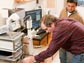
top-left (15, 0), bottom-right (33, 3)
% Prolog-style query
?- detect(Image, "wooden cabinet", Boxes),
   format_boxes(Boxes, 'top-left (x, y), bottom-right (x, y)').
top-left (15, 0), bottom-right (27, 3)
top-left (15, 0), bottom-right (34, 3)
top-left (33, 33), bottom-right (49, 46)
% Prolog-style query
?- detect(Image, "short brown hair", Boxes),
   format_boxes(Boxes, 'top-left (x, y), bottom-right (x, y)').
top-left (67, 0), bottom-right (77, 6)
top-left (41, 15), bottom-right (57, 27)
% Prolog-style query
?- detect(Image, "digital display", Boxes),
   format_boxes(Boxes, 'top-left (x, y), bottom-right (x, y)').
top-left (25, 9), bottom-right (42, 29)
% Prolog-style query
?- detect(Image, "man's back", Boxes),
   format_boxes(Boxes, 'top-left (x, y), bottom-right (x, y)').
top-left (58, 19), bottom-right (84, 54)
top-left (59, 8), bottom-right (84, 63)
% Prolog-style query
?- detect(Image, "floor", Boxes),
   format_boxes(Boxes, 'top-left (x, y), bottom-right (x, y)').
top-left (0, 46), bottom-right (60, 63)
top-left (33, 46), bottom-right (60, 63)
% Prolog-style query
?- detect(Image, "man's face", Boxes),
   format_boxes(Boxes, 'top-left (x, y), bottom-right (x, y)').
top-left (66, 2), bottom-right (77, 13)
top-left (41, 22), bottom-right (54, 33)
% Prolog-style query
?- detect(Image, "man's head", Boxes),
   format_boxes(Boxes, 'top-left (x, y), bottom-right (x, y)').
top-left (41, 15), bottom-right (57, 32)
top-left (66, 0), bottom-right (77, 13)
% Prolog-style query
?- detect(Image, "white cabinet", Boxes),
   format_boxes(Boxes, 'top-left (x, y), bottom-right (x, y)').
top-left (0, 32), bottom-right (24, 63)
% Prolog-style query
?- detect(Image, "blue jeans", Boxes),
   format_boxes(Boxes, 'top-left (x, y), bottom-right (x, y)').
top-left (59, 48), bottom-right (84, 63)
top-left (59, 48), bottom-right (73, 63)
top-left (72, 54), bottom-right (84, 63)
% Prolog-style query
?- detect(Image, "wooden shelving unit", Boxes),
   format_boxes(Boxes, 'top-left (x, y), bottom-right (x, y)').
top-left (15, 0), bottom-right (34, 3)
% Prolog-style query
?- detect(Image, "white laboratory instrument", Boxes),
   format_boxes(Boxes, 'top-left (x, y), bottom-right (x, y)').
top-left (0, 13), bottom-right (20, 35)
top-left (0, 8), bottom-right (25, 35)
top-left (26, 15), bottom-right (34, 55)
top-left (0, 25), bottom-right (9, 34)
top-left (0, 9), bottom-right (25, 62)
top-left (6, 13), bottom-right (20, 31)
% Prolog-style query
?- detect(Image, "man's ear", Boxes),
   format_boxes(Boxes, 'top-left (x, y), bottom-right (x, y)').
top-left (51, 22), bottom-right (55, 27)
top-left (41, 22), bottom-right (44, 28)
top-left (41, 22), bottom-right (46, 29)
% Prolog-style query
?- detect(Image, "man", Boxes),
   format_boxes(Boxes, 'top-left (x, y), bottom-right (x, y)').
top-left (59, 0), bottom-right (84, 63)
top-left (22, 14), bottom-right (84, 63)
top-left (59, 0), bottom-right (83, 24)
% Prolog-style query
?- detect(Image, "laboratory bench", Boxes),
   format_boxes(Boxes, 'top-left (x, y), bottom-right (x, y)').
top-left (33, 33), bottom-right (51, 46)
top-left (21, 28), bottom-right (50, 46)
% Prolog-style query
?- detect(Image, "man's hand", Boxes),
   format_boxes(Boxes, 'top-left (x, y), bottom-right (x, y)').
top-left (22, 56), bottom-right (35, 63)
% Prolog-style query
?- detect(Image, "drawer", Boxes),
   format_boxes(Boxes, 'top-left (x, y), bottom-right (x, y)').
top-left (0, 35), bottom-right (23, 52)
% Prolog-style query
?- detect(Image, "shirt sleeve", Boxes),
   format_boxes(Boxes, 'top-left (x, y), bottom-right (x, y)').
top-left (35, 24), bottom-right (72, 62)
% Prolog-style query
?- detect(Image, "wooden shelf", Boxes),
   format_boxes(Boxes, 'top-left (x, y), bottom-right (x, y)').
top-left (15, 0), bottom-right (33, 3)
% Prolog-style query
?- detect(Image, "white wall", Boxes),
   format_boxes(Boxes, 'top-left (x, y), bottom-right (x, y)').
top-left (39, 0), bottom-right (57, 16)
top-left (0, 0), bottom-right (15, 25)
top-left (76, 6), bottom-right (84, 20)
top-left (0, 0), bottom-right (37, 27)
top-left (16, 1), bottom-right (36, 11)
top-left (0, 0), bottom-right (36, 11)
top-left (39, 0), bottom-right (65, 17)
top-left (0, 0), bottom-right (65, 16)
top-left (56, 0), bottom-right (65, 17)
top-left (0, 0), bottom-right (15, 9)
top-left (0, 0), bottom-right (37, 18)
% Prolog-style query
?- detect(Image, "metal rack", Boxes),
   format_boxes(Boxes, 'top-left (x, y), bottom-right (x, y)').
top-left (0, 32), bottom-right (24, 63)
